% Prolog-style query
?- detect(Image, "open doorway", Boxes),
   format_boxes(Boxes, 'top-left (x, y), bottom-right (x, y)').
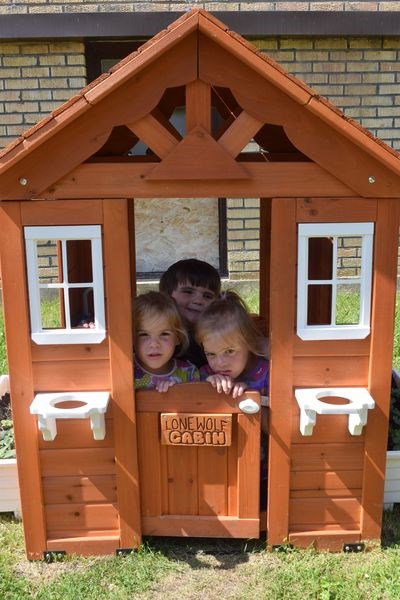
top-left (131, 196), bottom-right (270, 538)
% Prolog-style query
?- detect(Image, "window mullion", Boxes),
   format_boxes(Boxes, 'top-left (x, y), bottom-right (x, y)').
top-left (331, 236), bottom-right (338, 326)
top-left (61, 240), bottom-right (71, 330)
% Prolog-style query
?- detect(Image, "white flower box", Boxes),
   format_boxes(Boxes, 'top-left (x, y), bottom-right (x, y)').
top-left (0, 458), bottom-right (21, 517)
top-left (384, 450), bottom-right (400, 509)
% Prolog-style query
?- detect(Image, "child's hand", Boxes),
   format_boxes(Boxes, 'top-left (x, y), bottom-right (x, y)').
top-left (206, 375), bottom-right (248, 398)
top-left (206, 374), bottom-right (234, 394)
top-left (231, 381), bottom-right (248, 399)
top-left (155, 380), bottom-right (176, 393)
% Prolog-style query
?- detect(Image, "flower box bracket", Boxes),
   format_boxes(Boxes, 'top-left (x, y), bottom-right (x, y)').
top-left (30, 391), bottom-right (110, 441)
top-left (295, 387), bottom-right (375, 436)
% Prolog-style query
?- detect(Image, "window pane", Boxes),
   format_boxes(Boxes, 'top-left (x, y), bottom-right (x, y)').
top-left (307, 284), bottom-right (332, 325)
top-left (336, 284), bottom-right (360, 325)
top-left (36, 240), bottom-right (61, 283)
top-left (67, 240), bottom-right (93, 283)
top-left (69, 287), bottom-right (94, 327)
top-left (337, 236), bottom-right (362, 279)
top-left (40, 289), bottom-right (63, 329)
top-left (308, 237), bottom-right (333, 280)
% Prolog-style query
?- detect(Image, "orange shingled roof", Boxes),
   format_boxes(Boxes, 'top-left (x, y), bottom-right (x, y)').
top-left (0, 8), bottom-right (399, 176)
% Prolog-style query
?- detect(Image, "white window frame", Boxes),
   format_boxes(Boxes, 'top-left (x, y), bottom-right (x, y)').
top-left (24, 225), bottom-right (106, 345)
top-left (297, 222), bottom-right (374, 341)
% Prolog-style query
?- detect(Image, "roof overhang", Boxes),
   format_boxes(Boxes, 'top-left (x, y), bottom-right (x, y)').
top-left (0, 11), bottom-right (400, 40)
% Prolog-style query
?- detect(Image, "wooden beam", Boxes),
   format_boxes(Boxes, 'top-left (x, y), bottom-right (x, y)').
top-left (39, 162), bottom-right (356, 200)
top-left (103, 199), bottom-right (142, 549)
top-left (127, 113), bottom-right (180, 159)
top-left (267, 198), bottom-right (296, 547)
top-left (145, 125), bottom-right (248, 180)
top-left (186, 80), bottom-right (211, 133)
top-left (296, 197), bottom-right (377, 223)
top-left (218, 110), bottom-right (264, 157)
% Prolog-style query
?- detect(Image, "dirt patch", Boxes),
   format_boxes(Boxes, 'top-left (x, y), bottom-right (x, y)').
top-left (135, 538), bottom-right (277, 600)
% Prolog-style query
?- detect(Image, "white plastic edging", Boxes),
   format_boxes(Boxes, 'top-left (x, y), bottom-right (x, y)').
top-left (0, 374), bottom-right (10, 397)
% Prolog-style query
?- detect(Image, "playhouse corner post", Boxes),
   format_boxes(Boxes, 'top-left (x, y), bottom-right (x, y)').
top-left (266, 198), bottom-right (296, 547)
top-left (103, 199), bottom-right (142, 549)
top-left (0, 203), bottom-right (47, 559)
top-left (361, 198), bottom-right (400, 541)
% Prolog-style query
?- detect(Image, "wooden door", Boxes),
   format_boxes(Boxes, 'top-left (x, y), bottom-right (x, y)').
top-left (136, 383), bottom-right (261, 538)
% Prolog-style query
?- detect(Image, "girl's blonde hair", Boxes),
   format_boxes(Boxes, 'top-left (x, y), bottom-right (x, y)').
top-left (134, 291), bottom-right (189, 355)
top-left (195, 290), bottom-right (268, 358)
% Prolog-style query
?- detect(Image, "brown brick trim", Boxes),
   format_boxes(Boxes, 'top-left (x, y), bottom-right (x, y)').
top-left (1, 12), bottom-right (400, 40)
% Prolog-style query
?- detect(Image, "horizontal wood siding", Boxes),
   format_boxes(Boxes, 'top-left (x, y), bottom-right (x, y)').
top-left (290, 408), bottom-right (364, 533)
top-left (32, 359), bottom-right (110, 391)
top-left (293, 356), bottom-right (369, 387)
top-left (39, 415), bottom-right (117, 541)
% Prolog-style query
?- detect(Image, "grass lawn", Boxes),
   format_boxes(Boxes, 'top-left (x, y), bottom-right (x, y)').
top-left (1, 512), bottom-right (400, 599)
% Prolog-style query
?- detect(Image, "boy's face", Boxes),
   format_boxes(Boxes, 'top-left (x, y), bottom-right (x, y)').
top-left (171, 281), bottom-right (216, 325)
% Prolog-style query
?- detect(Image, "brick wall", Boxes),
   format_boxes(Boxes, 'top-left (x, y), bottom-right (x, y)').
top-left (2, 2), bottom-right (400, 14)
top-left (227, 199), bottom-right (260, 281)
top-left (258, 37), bottom-right (400, 149)
top-left (0, 41), bottom-right (86, 147)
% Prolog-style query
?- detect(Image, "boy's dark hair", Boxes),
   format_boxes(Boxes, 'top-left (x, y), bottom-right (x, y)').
top-left (159, 259), bottom-right (221, 296)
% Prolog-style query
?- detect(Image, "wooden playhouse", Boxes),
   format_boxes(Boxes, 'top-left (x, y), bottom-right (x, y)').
top-left (1, 9), bottom-right (400, 559)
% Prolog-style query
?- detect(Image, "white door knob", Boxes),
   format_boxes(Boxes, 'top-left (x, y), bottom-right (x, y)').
top-left (238, 398), bottom-right (260, 414)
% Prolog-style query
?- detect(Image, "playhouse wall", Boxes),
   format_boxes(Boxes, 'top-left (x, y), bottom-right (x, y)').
top-left (267, 197), bottom-right (398, 551)
top-left (0, 199), bottom-right (140, 558)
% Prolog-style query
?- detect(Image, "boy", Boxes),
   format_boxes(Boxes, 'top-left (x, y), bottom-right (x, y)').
top-left (159, 258), bottom-right (221, 367)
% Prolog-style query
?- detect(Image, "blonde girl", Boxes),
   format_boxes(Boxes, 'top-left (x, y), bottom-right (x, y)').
top-left (134, 291), bottom-right (199, 392)
top-left (195, 290), bottom-right (269, 399)
top-left (196, 291), bottom-right (269, 507)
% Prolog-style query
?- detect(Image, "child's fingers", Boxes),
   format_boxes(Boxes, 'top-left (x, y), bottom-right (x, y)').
top-left (232, 382), bottom-right (247, 398)
top-left (206, 375), bottom-right (218, 389)
top-left (156, 380), bottom-right (175, 392)
top-left (220, 377), bottom-right (232, 394)
top-left (214, 377), bottom-right (225, 394)
top-left (207, 374), bottom-right (233, 394)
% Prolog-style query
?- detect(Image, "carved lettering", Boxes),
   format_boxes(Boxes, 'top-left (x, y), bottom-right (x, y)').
top-left (161, 413), bottom-right (232, 446)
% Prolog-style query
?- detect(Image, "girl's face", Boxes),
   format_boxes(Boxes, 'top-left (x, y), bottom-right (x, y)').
top-left (202, 333), bottom-right (250, 380)
top-left (136, 313), bottom-right (178, 374)
top-left (171, 281), bottom-right (216, 325)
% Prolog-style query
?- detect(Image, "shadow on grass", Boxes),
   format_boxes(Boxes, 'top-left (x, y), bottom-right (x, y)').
top-left (382, 504), bottom-right (400, 548)
top-left (142, 533), bottom-right (267, 570)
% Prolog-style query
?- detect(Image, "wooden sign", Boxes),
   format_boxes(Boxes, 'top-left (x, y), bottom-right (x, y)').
top-left (161, 413), bottom-right (232, 447)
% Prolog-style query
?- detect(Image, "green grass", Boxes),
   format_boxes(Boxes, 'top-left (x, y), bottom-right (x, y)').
top-left (0, 516), bottom-right (179, 599)
top-left (1, 514), bottom-right (400, 599)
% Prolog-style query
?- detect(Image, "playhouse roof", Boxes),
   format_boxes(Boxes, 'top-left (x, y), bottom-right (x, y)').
top-left (1, 8), bottom-right (400, 200)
